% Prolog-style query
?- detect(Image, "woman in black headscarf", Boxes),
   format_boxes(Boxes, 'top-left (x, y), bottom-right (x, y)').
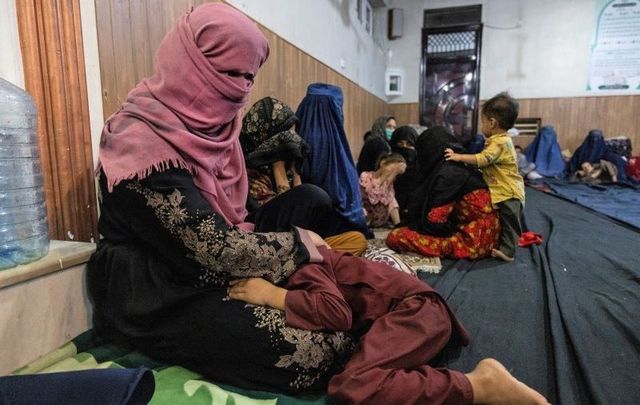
top-left (389, 126), bottom-right (418, 220)
top-left (240, 96), bottom-right (308, 209)
top-left (356, 115), bottom-right (396, 174)
top-left (386, 126), bottom-right (500, 259)
top-left (241, 96), bottom-right (367, 256)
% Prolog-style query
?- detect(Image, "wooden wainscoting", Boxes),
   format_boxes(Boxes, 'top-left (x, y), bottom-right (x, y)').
top-left (388, 103), bottom-right (420, 129)
top-left (389, 97), bottom-right (640, 152)
top-left (16, 0), bottom-right (98, 242)
top-left (94, 0), bottom-right (388, 158)
top-left (518, 96), bottom-right (640, 152)
top-left (245, 28), bottom-right (388, 157)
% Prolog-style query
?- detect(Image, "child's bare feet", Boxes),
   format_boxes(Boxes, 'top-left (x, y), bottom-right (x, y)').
top-left (466, 359), bottom-right (549, 405)
top-left (491, 249), bottom-right (514, 262)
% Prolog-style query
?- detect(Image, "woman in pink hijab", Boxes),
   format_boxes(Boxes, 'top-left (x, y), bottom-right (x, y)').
top-left (90, 3), bottom-right (349, 392)
top-left (88, 4), bottom-right (548, 405)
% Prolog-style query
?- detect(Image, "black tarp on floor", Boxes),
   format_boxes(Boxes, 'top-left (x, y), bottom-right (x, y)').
top-left (545, 180), bottom-right (640, 230)
top-left (422, 187), bottom-right (640, 405)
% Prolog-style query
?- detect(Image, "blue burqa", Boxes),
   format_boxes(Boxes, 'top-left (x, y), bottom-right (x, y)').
top-left (524, 126), bottom-right (565, 177)
top-left (296, 83), bottom-right (368, 232)
top-left (568, 130), bottom-right (627, 180)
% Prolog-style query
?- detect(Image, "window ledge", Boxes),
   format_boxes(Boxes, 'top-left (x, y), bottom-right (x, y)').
top-left (0, 240), bottom-right (96, 289)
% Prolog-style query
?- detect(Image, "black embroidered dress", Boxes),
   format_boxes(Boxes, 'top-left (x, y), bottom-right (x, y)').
top-left (88, 168), bottom-right (353, 393)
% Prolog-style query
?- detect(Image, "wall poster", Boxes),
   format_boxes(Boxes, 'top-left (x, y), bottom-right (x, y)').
top-left (588, 0), bottom-right (640, 91)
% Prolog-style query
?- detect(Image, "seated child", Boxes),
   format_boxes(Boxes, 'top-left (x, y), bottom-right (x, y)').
top-left (227, 246), bottom-right (549, 405)
top-left (573, 160), bottom-right (618, 184)
top-left (444, 92), bottom-right (525, 262)
top-left (515, 145), bottom-right (541, 180)
top-left (359, 153), bottom-right (406, 227)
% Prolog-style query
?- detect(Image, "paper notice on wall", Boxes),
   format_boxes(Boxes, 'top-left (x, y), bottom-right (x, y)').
top-left (588, 0), bottom-right (640, 91)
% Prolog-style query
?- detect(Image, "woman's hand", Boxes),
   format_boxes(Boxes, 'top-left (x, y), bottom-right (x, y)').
top-left (291, 165), bottom-right (302, 187)
top-left (272, 160), bottom-right (291, 194)
top-left (228, 278), bottom-right (286, 310)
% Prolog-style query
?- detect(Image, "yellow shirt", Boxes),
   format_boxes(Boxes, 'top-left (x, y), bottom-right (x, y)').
top-left (474, 133), bottom-right (525, 205)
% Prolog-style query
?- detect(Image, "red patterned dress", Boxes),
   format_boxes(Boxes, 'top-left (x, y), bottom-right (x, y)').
top-left (386, 189), bottom-right (500, 259)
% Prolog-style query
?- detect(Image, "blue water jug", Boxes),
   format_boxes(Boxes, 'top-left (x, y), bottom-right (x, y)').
top-left (0, 78), bottom-right (49, 269)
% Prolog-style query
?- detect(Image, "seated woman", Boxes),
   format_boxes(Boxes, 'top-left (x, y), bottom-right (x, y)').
top-left (359, 153), bottom-right (406, 228)
top-left (90, 5), bottom-right (547, 404)
top-left (387, 126), bottom-right (500, 259)
top-left (296, 83), bottom-right (371, 237)
top-left (240, 96), bottom-right (306, 207)
top-left (240, 96), bottom-right (366, 255)
top-left (523, 126), bottom-right (565, 178)
top-left (568, 129), bottom-right (627, 180)
top-left (389, 126), bottom-right (418, 220)
top-left (356, 115), bottom-right (396, 174)
top-left (90, 4), bottom-right (353, 393)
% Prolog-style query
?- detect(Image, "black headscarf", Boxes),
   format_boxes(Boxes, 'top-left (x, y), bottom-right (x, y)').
top-left (406, 126), bottom-right (487, 236)
top-left (390, 126), bottom-right (418, 218)
top-left (240, 97), bottom-right (308, 172)
top-left (390, 126), bottom-right (417, 148)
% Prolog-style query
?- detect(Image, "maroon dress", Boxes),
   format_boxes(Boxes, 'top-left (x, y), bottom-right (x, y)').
top-left (284, 247), bottom-right (474, 404)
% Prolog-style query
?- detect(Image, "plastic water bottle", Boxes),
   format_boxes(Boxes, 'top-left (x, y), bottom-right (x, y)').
top-left (0, 78), bottom-right (49, 269)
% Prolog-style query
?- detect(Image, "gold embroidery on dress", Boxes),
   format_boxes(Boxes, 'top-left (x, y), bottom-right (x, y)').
top-left (125, 180), bottom-right (344, 387)
top-left (127, 182), bottom-right (299, 286)
top-left (252, 306), bottom-right (354, 390)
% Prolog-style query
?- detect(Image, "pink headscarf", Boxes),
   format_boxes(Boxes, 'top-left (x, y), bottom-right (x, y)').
top-left (98, 3), bottom-right (269, 227)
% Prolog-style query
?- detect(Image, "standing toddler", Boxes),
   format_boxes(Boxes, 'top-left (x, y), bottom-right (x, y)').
top-left (445, 92), bottom-right (525, 261)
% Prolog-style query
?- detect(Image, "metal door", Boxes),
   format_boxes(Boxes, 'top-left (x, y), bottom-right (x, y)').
top-left (420, 25), bottom-right (482, 144)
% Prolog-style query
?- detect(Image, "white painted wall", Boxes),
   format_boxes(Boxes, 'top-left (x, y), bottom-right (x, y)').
top-left (0, 0), bottom-right (25, 89)
top-left (226, 0), bottom-right (389, 99)
top-left (385, 0), bottom-right (638, 103)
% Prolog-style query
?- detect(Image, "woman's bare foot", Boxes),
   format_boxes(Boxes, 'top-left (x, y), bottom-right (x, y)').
top-left (491, 249), bottom-right (514, 262)
top-left (465, 358), bottom-right (549, 405)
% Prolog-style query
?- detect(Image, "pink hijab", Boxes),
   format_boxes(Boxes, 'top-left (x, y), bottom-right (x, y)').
top-left (98, 3), bottom-right (269, 227)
